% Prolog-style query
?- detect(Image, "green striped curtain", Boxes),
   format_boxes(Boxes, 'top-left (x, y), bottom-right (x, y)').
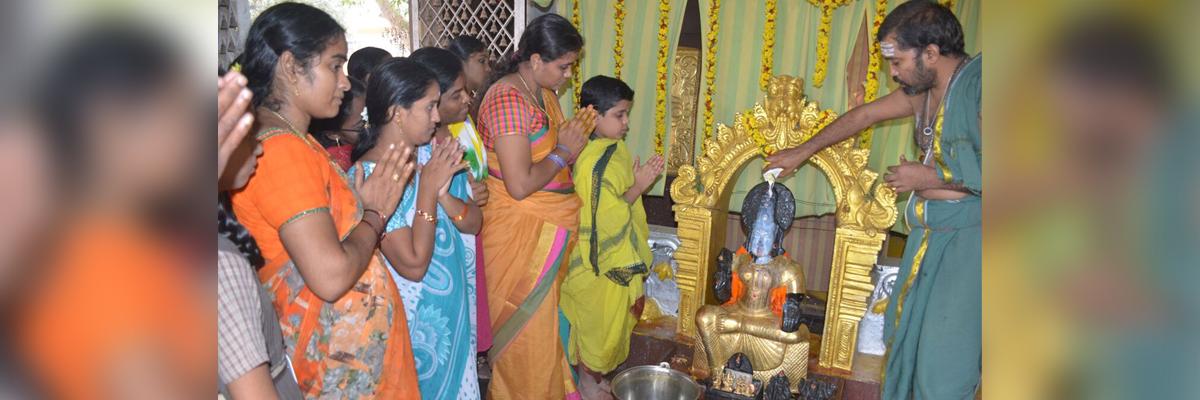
top-left (561, 0), bottom-right (688, 195)
top-left (557, 0), bottom-right (980, 219)
top-left (699, 0), bottom-right (981, 219)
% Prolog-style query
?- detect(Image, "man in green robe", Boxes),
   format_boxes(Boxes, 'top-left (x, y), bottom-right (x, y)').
top-left (765, 1), bottom-right (981, 398)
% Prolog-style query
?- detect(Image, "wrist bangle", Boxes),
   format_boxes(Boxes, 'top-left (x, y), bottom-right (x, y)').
top-left (547, 153), bottom-right (567, 170)
top-left (364, 208), bottom-right (384, 225)
top-left (451, 203), bottom-right (469, 222)
top-left (555, 144), bottom-right (577, 164)
top-left (414, 209), bottom-right (437, 223)
top-left (360, 218), bottom-right (384, 241)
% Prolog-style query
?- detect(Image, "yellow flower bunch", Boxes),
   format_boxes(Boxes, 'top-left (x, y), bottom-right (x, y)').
top-left (808, 0), bottom-right (850, 88)
top-left (941, 0), bottom-right (956, 11)
top-left (748, 118), bottom-right (772, 156)
top-left (858, 0), bottom-right (888, 149)
top-left (654, 0), bottom-right (670, 155)
top-left (571, 0), bottom-right (582, 103)
top-left (613, 0), bottom-right (626, 79)
top-left (759, 0), bottom-right (777, 91)
top-left (702, 0), bottom-right (720, 154)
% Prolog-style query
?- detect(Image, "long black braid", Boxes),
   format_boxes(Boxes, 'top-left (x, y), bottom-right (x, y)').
top-left (218, 193), bottom-right (264, 269)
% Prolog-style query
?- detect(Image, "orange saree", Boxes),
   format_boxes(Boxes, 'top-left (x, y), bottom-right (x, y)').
top-left (230, 128), bottom-right (420, 399)
top-left (478, 83), bottom-right (581, 399)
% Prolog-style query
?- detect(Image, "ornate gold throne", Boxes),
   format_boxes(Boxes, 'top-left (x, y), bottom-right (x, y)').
top-left (671, 75), bottom-right (898, 372)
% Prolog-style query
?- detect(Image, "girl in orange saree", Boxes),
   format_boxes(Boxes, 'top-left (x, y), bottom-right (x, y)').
top-left (477, 13), bottom-right (597, 400)
top-left (230, 3), bottom-right (419, 398)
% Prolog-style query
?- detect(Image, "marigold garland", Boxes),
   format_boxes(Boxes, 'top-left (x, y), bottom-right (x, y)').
top-left (858, 0), bottom-right (887, 149)
top-left (654, 0), bottom-right (670, 155)
top-left (759, 0), bottom-right (777, 91)
top-left (702, 0), bottom-right (720, 154)
top-left (613, 0), bottom-right (626, 79)
top-left (571, 0), bottom-right (582, 104)
top-left (808, 0), bottom-right (851, 88)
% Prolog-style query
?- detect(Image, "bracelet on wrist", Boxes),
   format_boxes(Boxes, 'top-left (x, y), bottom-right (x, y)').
top-left (414, 209), bottom-right (437, 223)
top-left (360, 218), bottom-right (384, 241)
top-left (451, 203), bottom-right (469, 222)
top-left (546, 153), bottom-right (568, 170)
top-left (556, 144), bottom-right (578, 164)
top-left (363, 208), bottom-right (385, 224)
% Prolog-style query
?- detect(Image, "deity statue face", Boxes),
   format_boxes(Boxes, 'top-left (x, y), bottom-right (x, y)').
top-left (741, 181), bottom-right (796, 262)
top-left (747, 204), bottom-right (776, 263)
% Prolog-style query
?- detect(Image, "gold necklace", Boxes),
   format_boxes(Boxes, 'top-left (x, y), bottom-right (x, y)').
top-left (265, 108), bottom-right (302, 134)
top-left (516, 72), bottom-right (548, 116)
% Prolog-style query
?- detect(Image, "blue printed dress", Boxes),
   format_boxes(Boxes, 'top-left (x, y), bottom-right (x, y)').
top-left (351, 142), bottom-right (480, 399)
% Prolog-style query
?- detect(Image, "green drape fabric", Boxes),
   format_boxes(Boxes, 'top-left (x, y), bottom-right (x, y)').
top-left (556, 0), bottom-right (980, 221)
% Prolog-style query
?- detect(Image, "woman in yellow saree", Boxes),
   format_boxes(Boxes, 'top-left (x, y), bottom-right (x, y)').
top-left (477, 14), bottom-right (597, 399)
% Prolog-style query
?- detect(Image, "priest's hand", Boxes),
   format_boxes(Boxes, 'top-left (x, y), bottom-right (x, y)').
top-left (884, 156), bottom-right (940, 193)
top-left (764, 145), bottom-right (814, 178)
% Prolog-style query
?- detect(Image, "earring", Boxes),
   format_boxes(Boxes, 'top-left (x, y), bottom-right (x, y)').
top-left (335, 136), bottom-right (341, 147)
top-left (294, 86), bottom-right (299, 97)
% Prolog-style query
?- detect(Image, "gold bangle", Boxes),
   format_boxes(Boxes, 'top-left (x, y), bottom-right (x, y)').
top-left (414, 209), bottom-right (436, 223)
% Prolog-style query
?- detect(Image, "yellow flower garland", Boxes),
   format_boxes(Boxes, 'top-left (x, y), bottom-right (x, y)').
top-left (858, 0), bottom-right (888, 149)
top-left (808, 0), bottom-right (851, 88)
top-left (654, 0), bottom-right (670, 155)
top-left (702, 0), bottom-right (720, 154)
top-left (759, 0), bottom-right (777, 91)
top-left (613, 0), bottom-right (626, 79)
top-left (571, 0), bottom-right (582, 104)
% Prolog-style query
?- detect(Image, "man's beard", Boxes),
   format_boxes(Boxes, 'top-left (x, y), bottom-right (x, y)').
top-left (896, 58), bottom-right (937, 95)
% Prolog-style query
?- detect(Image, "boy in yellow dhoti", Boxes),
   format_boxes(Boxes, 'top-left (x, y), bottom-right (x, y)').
top-left (560, 76), bottom-right (665, 397)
